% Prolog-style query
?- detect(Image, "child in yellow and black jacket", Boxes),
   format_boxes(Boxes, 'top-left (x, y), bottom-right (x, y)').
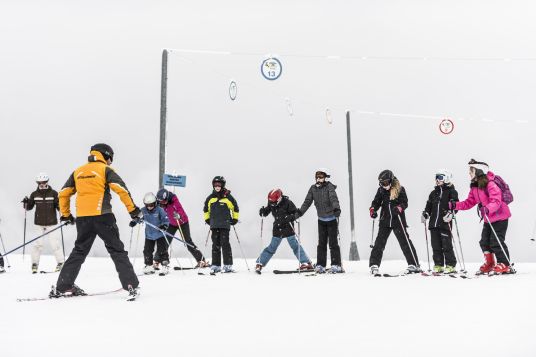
top-left (203, 176), bottom-right (239, 274)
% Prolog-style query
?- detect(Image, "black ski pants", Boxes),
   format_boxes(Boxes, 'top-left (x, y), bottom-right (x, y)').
top-left (316, 219), bottom-right (341, 267)
top-left (0, 255), bottom-right (4, 267)
top-left (143, 237), bottom-right (170, 266)
top-left (369, 225), bottom-right (419, 267)
top-left (56, 214), bottom-right (139, 291)
top-left (211, 228), bottom-right (232, 266)
top-left (430, 227), bottom-right (456, 267)
top-left (480, 219), bottom-right (510, 265)
top-left (167, 223), bottom-right (205, 262)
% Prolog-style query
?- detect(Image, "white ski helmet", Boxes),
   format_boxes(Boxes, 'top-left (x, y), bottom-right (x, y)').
top-left (143, 192), bottom-right (157, 205)
top-left (315, 168), bottom-right (330, 178)
top-left (435, 169), bottom-right (452, 184)
top-left (36, 172), bottom-right (49, 183)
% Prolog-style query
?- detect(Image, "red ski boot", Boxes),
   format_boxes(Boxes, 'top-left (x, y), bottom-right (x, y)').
top-left (476, 252), bottom-right (495, 275)
top-left (492, 263), bottom-right (512, 275)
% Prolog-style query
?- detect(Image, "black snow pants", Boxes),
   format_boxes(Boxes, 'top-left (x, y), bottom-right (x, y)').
top-left (369, 225), bottom-right (419, 267)
top-left (316, 219), bottom-right (341, 267)
top-left (143, 237), bottom-right (170, 265)
top-left (56, 214), bottom-right (139, 291)
top-left (167, 223), bottom-right (205, 262)
top-left (211, 228), bottom-right (232, 266)
top-left (430, 227), bottom-right (456, 267)
top-left (480, 219), bottom-right (510, 265)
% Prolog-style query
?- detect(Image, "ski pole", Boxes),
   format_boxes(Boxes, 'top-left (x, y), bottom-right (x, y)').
top-left (369, 219), bottom-right (375, 248)
top-left (232, 225), bottom-right (250, 272)
top-left (175, 219), bottom-right (194, 267)
top-left (132, 224), bottom-right (141, 267)
top-left (142, 220), bottom-right (194, 248)
top-left (3, 222), bottom-right (69, 257)
top-left (289, 221), bottom-right (310, 274)
top-left (484, 213), bottom-right (513, 266)
top-left (452, 215), bottom-right (467, 272)
top-left (423, 221), bottom-right (431, 273)
top-left (60, 225), bottom-right (66, 260)
top-left (336, 218), bottom-right (344, 270)
top-left (448, 222), bottom-right (462, 272)
top-left (0, 230), bottom-right (11, 268)
top-left (260, 218), bottom-right (264, 251)
top-left (162, 230), bottom-right (183, 274)
top-left (397, 215), bottom-right (419, 268)
top-left (128, 226), bottom-right (134, 253)
top-left (23, 208), bottom-right (27, 261)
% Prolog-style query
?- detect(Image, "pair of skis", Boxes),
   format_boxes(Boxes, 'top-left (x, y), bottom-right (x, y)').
top-left (17, 287), bottom-right (125, 302)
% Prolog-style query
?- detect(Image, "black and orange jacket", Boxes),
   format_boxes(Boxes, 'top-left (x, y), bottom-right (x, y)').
top-left (203, 189), bottom-right (239, 229)
top-left (59, 150), bottom-right (136, 218)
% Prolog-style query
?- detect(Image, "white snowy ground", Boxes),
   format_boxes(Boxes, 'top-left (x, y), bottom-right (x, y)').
top-left (1, 255), bottom-right (535, 357)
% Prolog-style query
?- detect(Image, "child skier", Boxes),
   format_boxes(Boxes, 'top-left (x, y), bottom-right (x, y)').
top-left (203, 176), bottom-right (239, 274)
top-left (421, 170), bottom-right (459, 274)
top-left (156, 188), bottom-right (209, 268)
top-left (449, 159), bottom-right (513, 275)
top-left (22, 173), bottom-right (65, 273)
top-left (369, 170), bottom-right (420, 275)
top-left (131, 192), bottom-right (170, 275)
top-left (255, 189), bottom-right (313, 274)
top-left (295, 168), bottom-right (343, 274)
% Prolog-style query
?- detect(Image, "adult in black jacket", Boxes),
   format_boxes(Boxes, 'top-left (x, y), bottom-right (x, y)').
top-left (255, 189), bottom-right (313, 273)
top-left (22, 173), bottom-right (65, 273)
top-left (422, 170), bottom-right (459, 273)
top-left (203, 176), bottom-right (239, 274)
top-left (369, 170), bottom-right (420, 275)
top-left (296, 169), bottom-right (342, 274)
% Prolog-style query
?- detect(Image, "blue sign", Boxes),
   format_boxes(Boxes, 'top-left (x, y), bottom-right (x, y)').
top-left (163, 174), bottom-right (186, 187)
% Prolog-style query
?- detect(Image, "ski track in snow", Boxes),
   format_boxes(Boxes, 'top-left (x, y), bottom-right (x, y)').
top-left (1, 255), bottom-right (535, 357)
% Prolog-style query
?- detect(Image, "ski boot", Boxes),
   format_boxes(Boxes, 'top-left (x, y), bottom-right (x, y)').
top-left (299, 262), bottom-right (314, 271)
top-left (126, 285), bottom-right (140, 301)
top-left (314, 265), bottom-right (326, 274)
top-left (0, 266), bottom-right (5, 274)
top-left (370, 265), bottom-right (380, 276)
top-left (159, 262), bottom-right (170, 276)
top-left (210, 265), bottom-right (222, 275)
top-left (328, 265), bottom-right (344, 274)
top-left (222, 265), bottom-right (235, 273)
top-left (55, 263), bottom-right (64, 272)
top-left (476, 252), bottom-right (495, 275)
top-left (255, 263), bottom-right (263, 274)
top-left (444, 266), bottom-right (457, 274)
top-left (49, 284), bottom-right (87, 298)
top-left (195, 260), bottom-right (210, 268)
top-left (31, 264), bottom-right (38, 274)
top-left (404, 265), bottom-right (421, 275)
top-left (491, 263), bottom-right (512, 275)
top-left (143, 265), bottom-right (155, 275)
top-left (152, 262), bottom-right (160, 271)
top-left (433, 265), bottom-right (444, 274)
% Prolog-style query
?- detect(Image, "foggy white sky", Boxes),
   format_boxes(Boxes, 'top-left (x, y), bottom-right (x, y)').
top-left (1, 0), bottom-right (535, 264)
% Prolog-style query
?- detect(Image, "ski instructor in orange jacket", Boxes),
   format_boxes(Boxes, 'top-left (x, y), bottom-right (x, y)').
top-left (50, 143), bottom-right (141, 299)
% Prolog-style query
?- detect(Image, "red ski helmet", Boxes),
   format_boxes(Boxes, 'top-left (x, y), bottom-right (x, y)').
top-left (267, 188), bottom-right (283, 204)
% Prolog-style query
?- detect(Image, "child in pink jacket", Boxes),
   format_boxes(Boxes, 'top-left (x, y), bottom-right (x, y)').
top-left (450, 159), bottom-right (512, 275)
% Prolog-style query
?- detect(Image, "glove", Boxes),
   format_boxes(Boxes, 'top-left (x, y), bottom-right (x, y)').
top-left (129, 206), bottom-right (142, 220)
top-left (230, 218), bottom-right (238, 226)
top-left (369, 207), bottom-right (378, 219)
top-left (479, 205), bottom-right (489, 218)
top-left (421, 211), bottom-right (429, 224)
top-left (205, 219), bottom-right (210, 225)
top-left (60, 214), bottom-right (75, 225)
top-left (22, 196), bottom-right (29, 209)
top-left (129, 220), bottom-right (138, 228)
top-left (395, 205), bottom-right (403, 214)
top-left (333, 208), bottom-right (341, 217)
top-left (259, 206), bottom-right (266, 217)
top-left (448, 201), bottom-right (457, 211)
top-left (173, 212), bottom-right (181, 221)
top-left (443, 212), bottom-right (453, 223)
top-left (294, 209), bottom-right (303, 220)
top-left (159, 224), bottom-right (169, 230)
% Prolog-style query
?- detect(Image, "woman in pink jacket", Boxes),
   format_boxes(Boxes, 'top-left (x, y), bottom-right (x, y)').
top-left (156, 188), bottom-right (209, 268)
top-left (450, 159), bottom-right (512, 275)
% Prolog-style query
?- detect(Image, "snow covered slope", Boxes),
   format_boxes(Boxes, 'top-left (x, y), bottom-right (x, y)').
top-left (1, 255), bottom-right (535, 357)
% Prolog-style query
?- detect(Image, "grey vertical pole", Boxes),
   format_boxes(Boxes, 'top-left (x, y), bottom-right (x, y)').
top-left (347, 110), bottom-right (360, 261)
top-left (159, 49), bottom-right (169, 189)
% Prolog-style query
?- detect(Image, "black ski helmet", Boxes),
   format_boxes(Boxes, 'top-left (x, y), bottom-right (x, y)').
top-left (378, 170), bottom-right (394, 182)
top-left (212, 176), bottom-right (226, 188)
top-left (156, 188), bottom-right (171, 203)
top-left (91, 143), bottom-right (114, 162)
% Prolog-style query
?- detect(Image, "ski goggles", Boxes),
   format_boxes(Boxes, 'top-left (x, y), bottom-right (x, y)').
top-left (379, 179), bottom-right (391, 187)
top-left (315, 173), bottom-right (326, 179)
top-left (435, 174), bottom-right (445, 181)
top-left (145, 203), bottom-right (156, 209)
top-left (213, 182), bottom-right (223, 188)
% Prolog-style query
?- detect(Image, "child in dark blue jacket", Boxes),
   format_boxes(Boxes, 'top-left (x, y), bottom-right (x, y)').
top-left (137, 192), bottom-right (169, 274)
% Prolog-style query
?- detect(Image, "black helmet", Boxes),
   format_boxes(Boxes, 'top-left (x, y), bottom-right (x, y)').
top-left (156, 188), bottom-right (171, 203)
top-left (378, 170), bottom-right (394, 186)
top-left (212, 176), bottom-right (226, 188)
top-left (91, 143), bottom-right (114, 162)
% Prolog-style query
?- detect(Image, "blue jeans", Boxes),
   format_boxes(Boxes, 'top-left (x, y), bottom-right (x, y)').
top-left (256, 235), bottom-right (310, 266)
